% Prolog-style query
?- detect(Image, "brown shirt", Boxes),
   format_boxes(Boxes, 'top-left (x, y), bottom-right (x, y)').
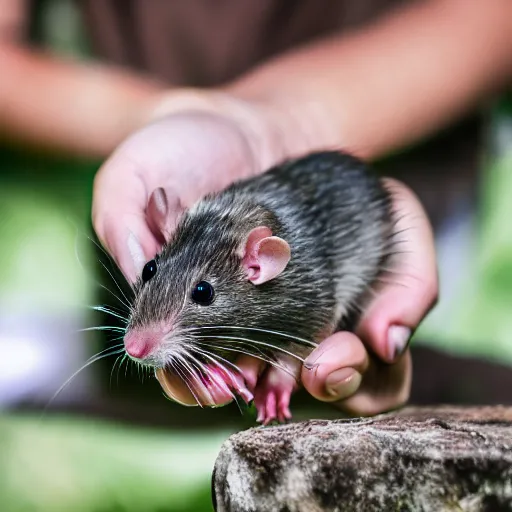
top-left (79, 0), bottom-right (483, 228)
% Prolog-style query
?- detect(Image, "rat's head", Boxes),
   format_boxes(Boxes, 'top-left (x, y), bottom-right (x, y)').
top-left (123, 204), bottom-right (291, 403)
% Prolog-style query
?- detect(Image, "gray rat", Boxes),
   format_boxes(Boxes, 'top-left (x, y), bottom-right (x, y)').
top-left (123, 150), bottom-right (396, 424)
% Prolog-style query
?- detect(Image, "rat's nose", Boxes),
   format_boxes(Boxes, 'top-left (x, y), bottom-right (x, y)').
top-left (124, 329), bottom-right (159, 360)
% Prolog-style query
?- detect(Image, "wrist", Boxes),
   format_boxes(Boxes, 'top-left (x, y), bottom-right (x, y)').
top-left (220, 87), bottom-right (343, 168)
top-left (147, 87), bottom-right (336, 174)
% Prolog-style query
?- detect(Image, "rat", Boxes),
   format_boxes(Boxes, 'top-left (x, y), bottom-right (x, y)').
top-left (123, 150), bottom-right (396, 424)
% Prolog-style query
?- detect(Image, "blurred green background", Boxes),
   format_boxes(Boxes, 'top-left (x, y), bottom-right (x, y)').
top-left (1, 2), bottom-right (512, 512)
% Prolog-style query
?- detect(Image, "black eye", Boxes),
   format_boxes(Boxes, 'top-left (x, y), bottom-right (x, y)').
top-left (142, 259), bottom-right (157, 283)
top-left (191, 281), bottom-right (215, 305)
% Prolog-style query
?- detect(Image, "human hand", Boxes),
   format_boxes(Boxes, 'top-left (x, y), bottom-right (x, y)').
top-left (93, 89), bottom-right (289, 283)
top-left (301, 178), bottom-right (438, 416)
top-left (92, 89), bottom-right (437, 417)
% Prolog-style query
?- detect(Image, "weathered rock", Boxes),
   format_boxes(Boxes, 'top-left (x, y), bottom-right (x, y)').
top-left (212, 406), bottom-right (512, 512)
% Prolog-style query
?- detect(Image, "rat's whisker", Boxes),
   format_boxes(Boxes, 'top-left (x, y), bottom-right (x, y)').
top-left (125, 354), bottom-right (131, 379)
top-left (197, 335), bottom-right (305, 363)
top-left (110, 353), bottom-right (123, 389)
top-left (177, 351), bottom-right (211, 390)
top-left (190, 325), bottom-right (317, 347)
top-left (194, 341), bottom-right (294, 379)
top-left (89, 305), bottom-right (128, 324)
top-left (192, 346), bottom-right (242, 378)
top-left (71, 224), bottom-right (132, 311)
top-left (189, 348), bottom-right (239, 386)
top-left (108, 334), bottom-right (127, 344)
top-left (118, 354), bottom-right (127, 385)
top-left (171, 354), bottom-right (203, 407)
top-left (40, 345), bottom-right (125, 420)
top-left (84, 233), bottom-right (135, 297)
top-left (194, 340), bottom-right (276, 372)
top-left (185, 351), bottom-right (234, 402)
top-left (182, 325), bottom-right (317, 348)
top-left (78, 325), bottom-right (126, 333)
top-left (98, 259), bottom-right (134, 306)
top-left (190, 348), bottom-right (248, 413)
top-left (158, 362), bottom-right (184, 404)
top-left (97, 283), bottom-right (131, 312)
top-left (194, 340), bottom-right (270, 364)
top-left (99, 285), bottom-right (131, 312)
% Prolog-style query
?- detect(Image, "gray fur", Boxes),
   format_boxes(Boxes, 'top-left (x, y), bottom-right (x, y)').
top-left (127, 151), bottom-right (395, 368)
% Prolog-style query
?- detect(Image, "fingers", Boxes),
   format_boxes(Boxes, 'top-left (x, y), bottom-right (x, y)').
top-left (301, 178), bottom-right (433, 416)
top-left (356, 177), bottom-right (438, 363)
top-left (301, 331), bottom-right (412, 416)
top-left (340, 349), bottom-right (411, 417)
top-left (301, 332), bottom-right (369, 403)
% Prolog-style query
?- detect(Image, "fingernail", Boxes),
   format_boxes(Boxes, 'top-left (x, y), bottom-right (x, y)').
top-left (387, 325), bottom-right (411, 361)
top-left (325, 368), bottom-right (362, 399)
top-left (127, 231), bottom-right (146, 277)
top-left (153, 187), bottom-right (169, 217)
top-left (238, 388), bottom-right (254, 404)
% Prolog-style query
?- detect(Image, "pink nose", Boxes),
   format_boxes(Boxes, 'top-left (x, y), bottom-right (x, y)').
top-left (124, 330), bottom-right (159, 359)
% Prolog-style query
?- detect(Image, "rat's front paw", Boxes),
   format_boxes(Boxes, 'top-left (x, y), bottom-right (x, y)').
top-left (191, 364), bottom-right (254, 406)
top-left (253, 366), bottom-right (297, 425)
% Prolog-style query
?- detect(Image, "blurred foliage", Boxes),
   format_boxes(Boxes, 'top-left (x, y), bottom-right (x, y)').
top-left (0, 413), bottom-right (225, 512)
top-left (0, 149), bottom-right (97, 315)
top-left (417, 99), bottom-right (512, 363)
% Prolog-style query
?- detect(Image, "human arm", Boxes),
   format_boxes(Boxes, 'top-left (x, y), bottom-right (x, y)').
top-left (0, 1), bottom-right (164, 157)
top-left (0, 44), bottom-right (163, 156)
top-left (224, 0), bottom-right (512, 161)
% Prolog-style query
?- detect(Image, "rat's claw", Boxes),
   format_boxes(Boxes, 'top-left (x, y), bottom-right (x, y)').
top-left (222, 367), bottom-right (254, 404)
top-left (253, 362), bottom-right (299, 424)
top-left (197, 363), bottom-right (256, 406)
top-left (256, 402), bottom-right (266, 423)
top-left (253, 382), bottom-right (291, 425)
top-left (236, 385), bottom-right (254, 404)
top-left (277, 390), bottom-right (292, 423)
top-left (263, 391), bottom-right (277, 425)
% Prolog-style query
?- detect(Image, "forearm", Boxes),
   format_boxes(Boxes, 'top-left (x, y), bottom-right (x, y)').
top-left (226, 0), bottom-right (512, 161)
top-left (0, 44), bottom-right (164, 157)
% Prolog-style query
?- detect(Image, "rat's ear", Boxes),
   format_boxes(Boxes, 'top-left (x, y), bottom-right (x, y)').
top-left (241, 226), bottom-right (291, 285)
top-left (147, 187), bottom-right (185, 244)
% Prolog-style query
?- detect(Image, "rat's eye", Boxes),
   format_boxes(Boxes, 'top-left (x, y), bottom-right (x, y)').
top-left (191, 281), bottom-right (215, 305)
top-left (142, 259), bottom-right (157, 283)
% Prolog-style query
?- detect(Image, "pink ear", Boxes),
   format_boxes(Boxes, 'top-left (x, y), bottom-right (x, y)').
top-left (242, 227), bottom-right (291, 285)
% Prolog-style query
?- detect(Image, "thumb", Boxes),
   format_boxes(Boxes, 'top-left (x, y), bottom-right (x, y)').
top-left (356, 178), bottom-right (438, 363)
top-left (92, 149), bottom-right (162, 284)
